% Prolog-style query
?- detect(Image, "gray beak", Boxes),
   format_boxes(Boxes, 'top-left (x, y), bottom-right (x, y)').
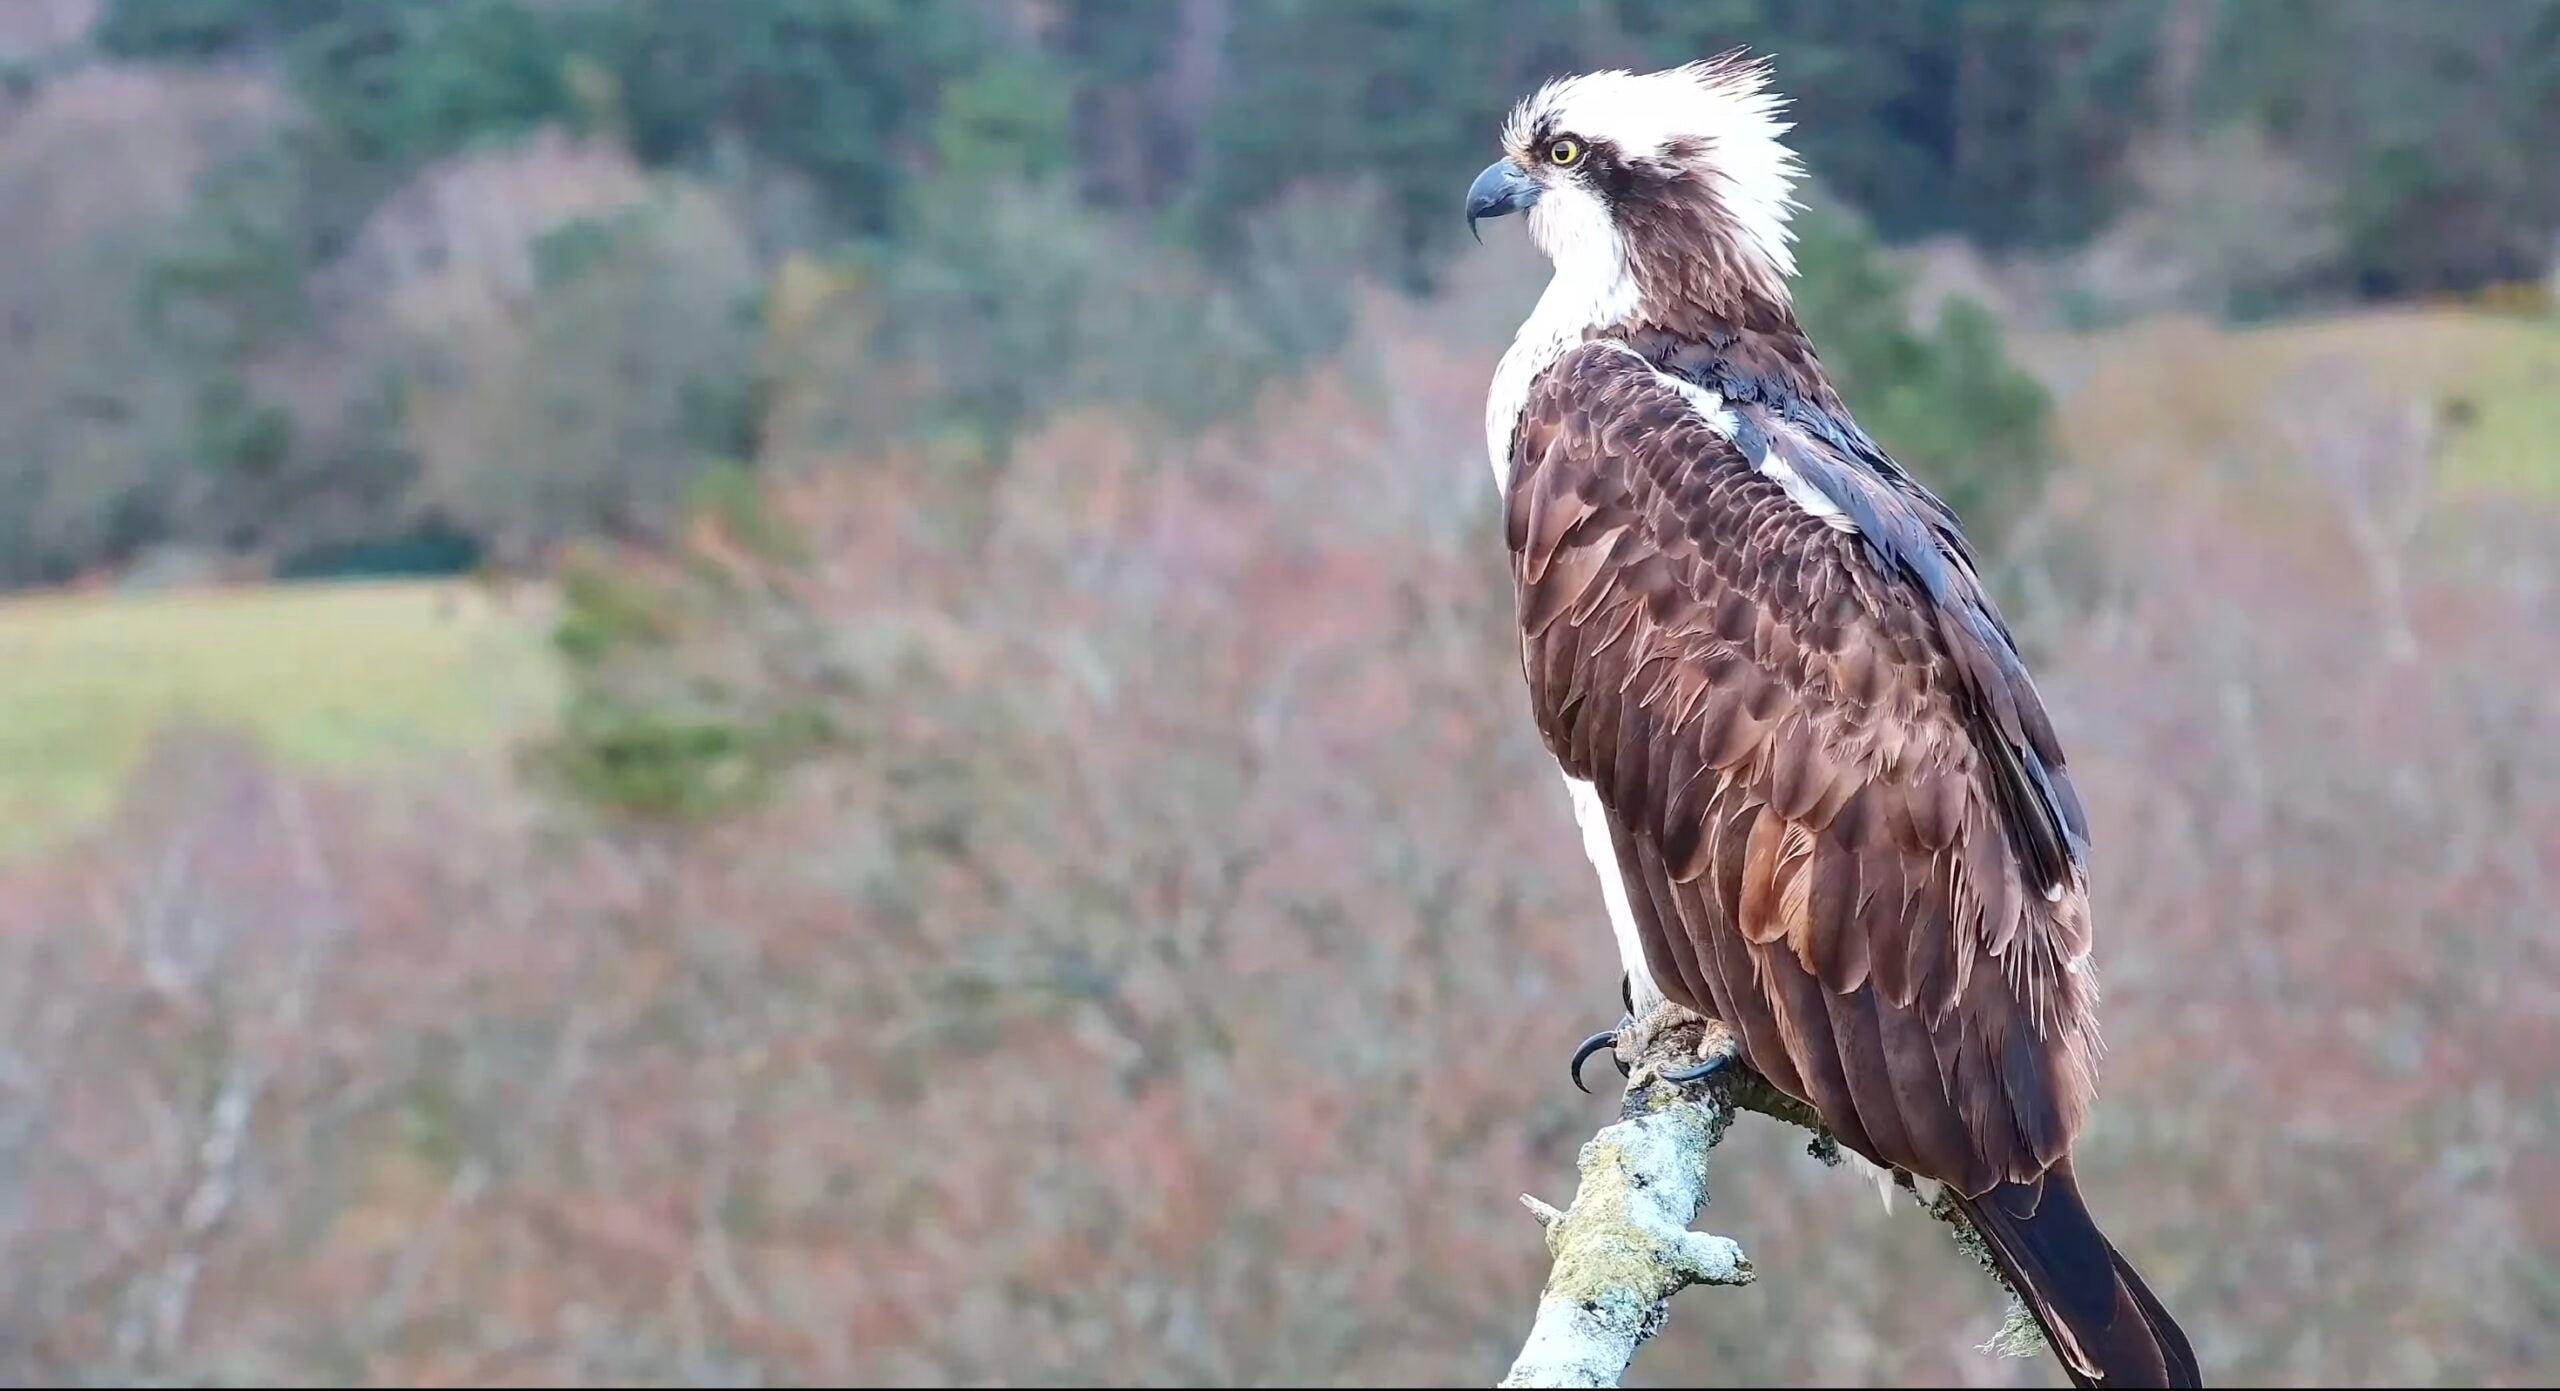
top-left (1466, 160), bottom-right (1540, 243)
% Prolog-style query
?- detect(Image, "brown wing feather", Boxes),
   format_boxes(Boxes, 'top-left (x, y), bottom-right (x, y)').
top-left (1508, 342), bottom-right (2099, 1191)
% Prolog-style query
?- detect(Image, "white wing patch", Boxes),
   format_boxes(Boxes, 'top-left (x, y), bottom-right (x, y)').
top-left (1618, 346), bottom-right (1861, 537)
top-left (1759, 452), bottom-right (1859, 534)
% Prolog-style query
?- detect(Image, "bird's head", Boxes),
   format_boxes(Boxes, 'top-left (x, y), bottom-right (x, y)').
top-left (1467, 52), bottom-right (1805, 318)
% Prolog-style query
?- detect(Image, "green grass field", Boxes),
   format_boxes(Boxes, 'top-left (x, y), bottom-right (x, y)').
top-left (2036, 304), bottom-right (2560, 498)
top-left (0, 578), bottom-right (559, 856)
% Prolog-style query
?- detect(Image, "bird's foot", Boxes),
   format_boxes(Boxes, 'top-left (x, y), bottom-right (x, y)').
top-left (1570, 976), bottom-right (1744, 1093)
top-left (1568, 971), bottom-right (1641, 1094)
top-left (1569, 1018), bottom-right (1634, 1093)
top-left (1631, 1000), bottom-right (1743, 1094)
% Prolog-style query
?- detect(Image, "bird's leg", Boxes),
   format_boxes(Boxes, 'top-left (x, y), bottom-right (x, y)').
top-left (1628, 997), bottom-right (1743, 1091)
top-left (1568, 972), bottom-right (1639, 1094)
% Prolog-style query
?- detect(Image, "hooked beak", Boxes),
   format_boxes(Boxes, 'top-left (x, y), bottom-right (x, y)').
top-left (1466, 160), bottom-right (1539, 243)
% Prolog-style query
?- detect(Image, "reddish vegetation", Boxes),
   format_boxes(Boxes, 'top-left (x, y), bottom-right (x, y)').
top-left (1, 294), bottom-right (2553, 1386)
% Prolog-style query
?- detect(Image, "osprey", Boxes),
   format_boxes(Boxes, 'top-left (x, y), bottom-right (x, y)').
top-left (1468, 53), bottom-right (2199, 1388)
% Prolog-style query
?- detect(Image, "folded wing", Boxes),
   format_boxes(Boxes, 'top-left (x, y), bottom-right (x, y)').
top-left (1508, 340), bottom-right (2099, 1194)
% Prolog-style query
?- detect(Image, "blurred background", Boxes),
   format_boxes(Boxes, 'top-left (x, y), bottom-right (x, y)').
top-left (0, 0), bottom-right (2554, 1384)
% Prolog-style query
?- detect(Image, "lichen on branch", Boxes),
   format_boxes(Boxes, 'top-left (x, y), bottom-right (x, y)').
top-left (1500, 1009), bottom-right (1757, 1389)
top-left (1498, 1004), bottom-right (2032, 1388)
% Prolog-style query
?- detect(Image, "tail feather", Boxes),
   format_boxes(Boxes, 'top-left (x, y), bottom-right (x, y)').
top-left (1952, 1161), bottom-right (2201, 1388)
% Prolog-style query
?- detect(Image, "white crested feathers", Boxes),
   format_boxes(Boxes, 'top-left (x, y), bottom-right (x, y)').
top-left (1503, 54), bottom-right (1807, 282)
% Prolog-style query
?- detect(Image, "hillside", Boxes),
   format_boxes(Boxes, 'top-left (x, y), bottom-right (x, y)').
top-left (0, 578), bottom-right (556, 855)
top-left (4, 301), bottom-right (2551, 858)
top-left (2031, 305), bottom-right (2560, 497)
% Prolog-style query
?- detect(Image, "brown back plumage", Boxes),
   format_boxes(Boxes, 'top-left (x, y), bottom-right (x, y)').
top-left (1509, 338), bottom-right (2099, 1194)
top-left (1507, 335), bottom-right (2206, 1384)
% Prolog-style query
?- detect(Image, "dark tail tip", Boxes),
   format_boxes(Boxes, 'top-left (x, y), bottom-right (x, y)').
top-left (1954, 1164), bottom-right (2202, 1388)
top-left (2108, 1242), bottom-right (2201, 1389)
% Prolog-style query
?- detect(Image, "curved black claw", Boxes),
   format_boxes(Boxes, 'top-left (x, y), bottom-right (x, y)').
top-left (1659, 1052), bottom-right (1734, 1084)
top-left (1570, 1028), bottom-right (1630, 1094)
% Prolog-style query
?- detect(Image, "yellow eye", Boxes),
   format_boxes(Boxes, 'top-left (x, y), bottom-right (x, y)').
top-left (1547, 137), bottom-right (1584, 167)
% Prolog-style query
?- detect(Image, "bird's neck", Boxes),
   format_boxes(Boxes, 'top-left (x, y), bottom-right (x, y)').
top-left (1605, 294), bottom-right (1845, 419)
top-left (1485, 257), bottom-right (1642, 487)
top-left (1484, 258), bottom-right (1837, 489)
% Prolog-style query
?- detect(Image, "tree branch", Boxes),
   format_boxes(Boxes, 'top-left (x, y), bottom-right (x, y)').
top-left (1501, 1006), bottom-right (1784, 1388)
top-left (1500, 1002), bottom-right (2033, 1388)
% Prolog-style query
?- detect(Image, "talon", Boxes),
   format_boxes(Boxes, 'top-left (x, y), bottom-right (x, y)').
top-left (1659, 1052), bottom-right (1733, 1084)
top-left (1620, 971), bottom-right (1634, 1017)
top-left (1570, 1028), bottom-right (1626, 1093)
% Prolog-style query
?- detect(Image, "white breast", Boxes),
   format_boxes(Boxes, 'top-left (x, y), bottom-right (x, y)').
top-left (1484, 258), bottom-right (1639, 486)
